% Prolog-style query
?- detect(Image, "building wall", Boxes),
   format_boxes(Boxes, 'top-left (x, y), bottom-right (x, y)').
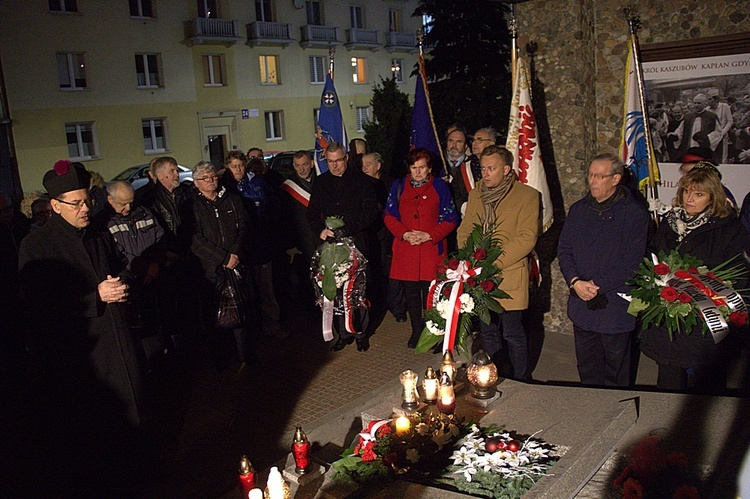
top-left (517, 0), bottom-right (750, 334)
top-left (0, 0), bottom-right (419, 191)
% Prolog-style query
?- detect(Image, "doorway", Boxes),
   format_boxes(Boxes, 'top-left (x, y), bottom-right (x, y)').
top-left (199, 112), bottom-right (240, 169)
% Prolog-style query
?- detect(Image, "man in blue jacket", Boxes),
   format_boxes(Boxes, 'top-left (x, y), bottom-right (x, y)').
top-left (558, 153), bottom-right (649, 387)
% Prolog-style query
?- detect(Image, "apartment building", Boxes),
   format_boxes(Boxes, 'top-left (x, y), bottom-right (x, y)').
top-left (0, 0), bottom-right (420, 191)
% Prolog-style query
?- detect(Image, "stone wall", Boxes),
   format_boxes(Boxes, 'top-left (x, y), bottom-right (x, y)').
top-left (517, 0), bottom-right (750, 335)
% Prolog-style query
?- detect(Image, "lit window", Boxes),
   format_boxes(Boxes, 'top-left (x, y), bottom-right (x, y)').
top-left (49, 0), bottom-right (78, 13)
top-left (142, 118), bottom-right (167, 153)
top-left (350, 5), bottom-right (364, 29)
top-left (129, 0), bottom-right (154, 18)
top-left (65, 122), bottom-right (98, 160)
top-left (265, 111), bottom-right (284, 140)
top-left (351, 57), bottom-right (366, 84)
top-left (135, 54), bottom-right (161, 88)
top-left (198, 0), bottom-right (217, 18)
top-left (259, 55), bottom-right (279, 85)
top-left (356, 107), bottom-right (369, 133)
top-left (389, 10), bottom-right (402, 32)
top-left (309, 56), bottom-right (326, 84)
top-left (56, 53), bottom-right (87, 90)
top-left (391, 58), bottom-right (403, 83)
top-left (202, 54), bottom-right (226, 86)
top-left (306, 0), bottom-right (322, 25)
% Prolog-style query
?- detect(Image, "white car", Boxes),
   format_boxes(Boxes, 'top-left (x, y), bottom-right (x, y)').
top-left (111, 164), bottom-right (192, 190)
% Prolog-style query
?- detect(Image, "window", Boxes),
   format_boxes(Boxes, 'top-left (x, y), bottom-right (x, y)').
top-left (255, 0), bottom-right (274, 22)
top-left (56, 52), bottom-right (87, 90)
top-left (135, 54), bottom-right (161, 88)
top-left (265, 111), bottom-right (284, 140)
top-left (49, 0), bottom-right (77, 13)
top-left (202, 54), bottom-right (226, 86)
top-left (389, 10), bottom-right (402, 32)
top-left (66, 122), bottom-right (98, 160)
top-left (350, 5), bottom-right (364, 29)
top-left (391, 58), bottom-right (403, 83)
top-left (198, 0), bottom-right (217, 18)
top-left (129, 0), bottom-right (154, 17)
top-left (309, 56), bottom-right (326, 84)
top-left (142, 118), bottom-right (167, 153)
top-left (306, 1), bottom-right (322, 25)
top-left (356, 107), bottom-right (369, 133)
top-left (259, 55), bottom-right (279, 85)
top-left (351, 57), bottom-right (366, 84)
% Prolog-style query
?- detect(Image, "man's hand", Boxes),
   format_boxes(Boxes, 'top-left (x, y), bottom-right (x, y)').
top-left (320, 228), bottom-right (335, 240)
top-left (98, 275), bottom-right (129, 303)
top-left (225, 253), bottom-right (240, 269)
top-left (572, 279), bottom-right (599, 301)
top-left (143, 263), bottom-right (160, 285)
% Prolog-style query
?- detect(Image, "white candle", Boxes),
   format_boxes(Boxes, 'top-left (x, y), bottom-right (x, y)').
top-left (248, 489), bottom-right (263, 499)
top-left (395, 415), bottom-right (410, 435)
top-left (423, 378), bottom-right (438, 401)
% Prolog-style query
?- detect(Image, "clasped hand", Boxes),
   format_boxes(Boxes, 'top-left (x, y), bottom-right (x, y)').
top-left (98, 275), bottom-right (129, 303)
top-left (403, 230), bottom-right (431, 246)
top-left (572, 279), bottom-right (599, 301)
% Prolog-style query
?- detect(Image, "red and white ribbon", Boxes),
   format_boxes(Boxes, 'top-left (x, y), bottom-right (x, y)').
top-left (321, 251), bottom-right (362, 341)
top-left (426, 260), bottom-right (482, 353)
top-left (280, 179), bottom-right (311, 207)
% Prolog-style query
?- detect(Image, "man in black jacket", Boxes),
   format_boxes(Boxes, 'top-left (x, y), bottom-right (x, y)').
top-left (191, 162), bottom-right (253, 370)
top-left (307, 142), bottom-right (378, 352)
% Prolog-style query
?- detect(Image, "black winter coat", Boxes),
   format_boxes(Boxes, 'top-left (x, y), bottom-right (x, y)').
top-left (139, 182), bottom-right (194, 255)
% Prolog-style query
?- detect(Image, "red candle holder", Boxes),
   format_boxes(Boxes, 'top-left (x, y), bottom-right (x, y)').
top-left (292, 426), bottom-right (311, 474)
top-left (237, 455), bottom-right (256, 496)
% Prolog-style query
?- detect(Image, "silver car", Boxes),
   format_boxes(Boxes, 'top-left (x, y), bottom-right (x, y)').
top-left (111, 164), bottom-right (192, 190)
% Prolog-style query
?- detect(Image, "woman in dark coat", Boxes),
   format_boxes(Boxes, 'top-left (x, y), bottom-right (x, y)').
top-left (640, 163), bottom-right (750, 393)
top-left (384, 148), bottom-right (458, 348)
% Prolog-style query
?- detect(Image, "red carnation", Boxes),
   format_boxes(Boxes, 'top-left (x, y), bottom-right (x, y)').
top-left (436, 263), bottom-right (447, 275)
top-left (376, 425), bottom-right (392, 437)
top-left (660, 286), bottom-right (679, 302)
top-left (473, 248), bottom-right (487, 260)
top-left (467, 277), bottom-right (477, 287)
top-left (480, 280), bottom-right (495, 292)
top-left (360, 442), bottom-right (377, 462)
top-left (442, 286), bottom-right (452, 297)
top-left (53, 159), bottom-right (71, 175)
top-left (447, 258), bottom-right (459, 270)
top-left (678, 293), bottom-right (691, 304)
top-left (688, 267), bottom-right (699, 274)
top-left (729, 311), bottom-right (748, 328)
top-left (653, 263), bottom-right (670, 276)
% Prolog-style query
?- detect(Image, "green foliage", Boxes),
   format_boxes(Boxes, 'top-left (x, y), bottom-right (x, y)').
top-left (413, 0), bottom-right (512, 136)
top-left (363, 77), bottom-right (413, 180)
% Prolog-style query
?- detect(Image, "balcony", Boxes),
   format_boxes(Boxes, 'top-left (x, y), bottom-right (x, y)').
top-left (385, 31), bottom-right (417, 53)
top-left (299, 25), bottom-right (342, 49)
top-left (184, 18), bottom-right (242, 47)
top-left (344, 28), bottom-right (381, 51)
top-left (246, 21), bottom-right (295, 48)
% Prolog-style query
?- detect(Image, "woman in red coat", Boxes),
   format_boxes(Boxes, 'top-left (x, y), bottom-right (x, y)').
top-left (384, 148), bottom-right (459, 348)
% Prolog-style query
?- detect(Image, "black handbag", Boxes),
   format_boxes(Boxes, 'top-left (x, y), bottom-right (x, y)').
top-left (216, 267), bottom-right (249, 328)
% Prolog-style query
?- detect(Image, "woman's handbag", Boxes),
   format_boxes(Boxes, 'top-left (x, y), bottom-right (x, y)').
top-left (216, 266), bottom-right (249, 329)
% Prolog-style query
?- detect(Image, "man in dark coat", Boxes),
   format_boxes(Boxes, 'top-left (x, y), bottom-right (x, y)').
top-left (558, 153), bottom-right (649, 387)
top-left (18, 161), bottom-right (143, 494)
top-left (307, 142), bottom-right (378, 352)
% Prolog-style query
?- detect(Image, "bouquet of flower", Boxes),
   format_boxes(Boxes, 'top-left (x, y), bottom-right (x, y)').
top-left (331, 412), bottom-right (462, 484)
top-left (415, 224), bottom-right (509, 355)
top-left (613, 435), bottom-right (701, 498)
top-left (440, 424), bottom-right (559, 498)
top-left (626, 250), bottom-right (748, 340)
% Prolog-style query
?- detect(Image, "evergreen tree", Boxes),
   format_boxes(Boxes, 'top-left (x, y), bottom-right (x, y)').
top-left (414, 0), bottom-right (512, 138)
top-left (364, 77), bottom-right (413, 180)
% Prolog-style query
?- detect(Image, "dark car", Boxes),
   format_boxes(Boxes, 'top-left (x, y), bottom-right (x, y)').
top-left (112, 164), bottom-right (192, 190)
top-left (267, 150), bottom-right (315, 183)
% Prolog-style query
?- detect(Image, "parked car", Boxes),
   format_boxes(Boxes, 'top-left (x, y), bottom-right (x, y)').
top-left (267, 150), bottom-right (315, 183)
top-left (111, 163), bottom-right (192, 191)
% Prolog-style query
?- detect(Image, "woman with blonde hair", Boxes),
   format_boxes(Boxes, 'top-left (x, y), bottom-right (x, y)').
top-left (640, 162), bottom-right (749, 392)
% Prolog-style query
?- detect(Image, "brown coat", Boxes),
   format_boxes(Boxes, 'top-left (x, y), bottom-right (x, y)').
top-left (457, 180), bottom-right (540, 311)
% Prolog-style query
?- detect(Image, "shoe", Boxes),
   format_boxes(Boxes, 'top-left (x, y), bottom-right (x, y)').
top-left (330, 337), bottom-right (354, 352)
top-left (407, 332), bottom-right (420, 349)
top-left (356, 338), bottom-right (370, 352)
top-left (395, 314), bottom-right (407, 323)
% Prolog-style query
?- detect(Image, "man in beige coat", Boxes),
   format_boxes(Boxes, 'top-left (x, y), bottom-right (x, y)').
top-left (457, 145), bottom-right (540, 379)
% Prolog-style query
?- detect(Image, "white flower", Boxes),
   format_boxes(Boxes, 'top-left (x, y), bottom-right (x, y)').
top-left (436, 299), bottom-right (451, 317)
top-left (459, 294), bottom-right (474, 313)
top-left (459, 465), bottom-right (477, 482)
top-left (451, 446), bottom-right (477, 466)
top-left (406, 448), bottom-right (420, 463)
top-left (425, 320), bottom-right (445, 336)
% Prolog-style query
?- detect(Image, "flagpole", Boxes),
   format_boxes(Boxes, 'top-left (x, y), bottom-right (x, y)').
top-left (509, 4), bottom-right (518, 86)
top-left (416, 28), bottom-right (447, 175)
top-left (625, 7), bottom-right (659, 200)
top-left (329, 46), bottom-right (335, 81)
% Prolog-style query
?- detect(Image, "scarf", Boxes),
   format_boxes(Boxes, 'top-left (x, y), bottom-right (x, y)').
top-left (479, 171), bottom-right (516, 231)
top-left (663, 206), bottom-right (712, 243)
top-left (410, 175), bottom-right (430, 188)
top-left (587, 185), bottom-right (625, 213)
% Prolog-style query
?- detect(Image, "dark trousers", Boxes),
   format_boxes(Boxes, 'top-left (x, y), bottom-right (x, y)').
top-left (336, 308), bottom-right (369, 340)
top-left (388, 278), bottom-right (407, 317)
top-left (403, 280), bottom-right (430, 339)
top-left (479, 310), bottom-right (528, 380)
top-left (574, 326), bottom-right (632, 387)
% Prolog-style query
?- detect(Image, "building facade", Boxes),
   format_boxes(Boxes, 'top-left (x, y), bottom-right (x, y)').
top-left (0, 0), bottom-right (420, 191)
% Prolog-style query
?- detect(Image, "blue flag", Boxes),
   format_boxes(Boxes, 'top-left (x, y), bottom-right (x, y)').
top-left (410, 55), bottom-right (445, 177)
top-left (315, 74), bottom-right (347, 174)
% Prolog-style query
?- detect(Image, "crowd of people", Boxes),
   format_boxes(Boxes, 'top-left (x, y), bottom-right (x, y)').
top-left (2, 123), bottom-right (750, 493)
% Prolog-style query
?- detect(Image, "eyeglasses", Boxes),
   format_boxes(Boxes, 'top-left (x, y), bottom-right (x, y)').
top-left (587, 173), bottom-right (616, 181)
top-left (195, 175), bottom-right (218, 182)
top-left (328, 157), bottom-right (347, 165)
top-left (473, 137), bottom-right (494, 143)
top-left (55, 197), bottom-right (93, 209)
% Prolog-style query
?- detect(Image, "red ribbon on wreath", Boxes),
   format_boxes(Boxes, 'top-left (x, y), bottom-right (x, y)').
top-left (427, 260), bottom-right (482, 353)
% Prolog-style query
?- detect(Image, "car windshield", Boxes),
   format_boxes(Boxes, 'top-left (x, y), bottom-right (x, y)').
top-left (112, 166), bottom-right (142, 181)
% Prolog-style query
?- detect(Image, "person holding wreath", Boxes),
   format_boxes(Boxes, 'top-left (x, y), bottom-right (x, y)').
top-left (385, 148), bottom-right (459, 349)
top-left (641, 162), bottom-right (750, 393)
